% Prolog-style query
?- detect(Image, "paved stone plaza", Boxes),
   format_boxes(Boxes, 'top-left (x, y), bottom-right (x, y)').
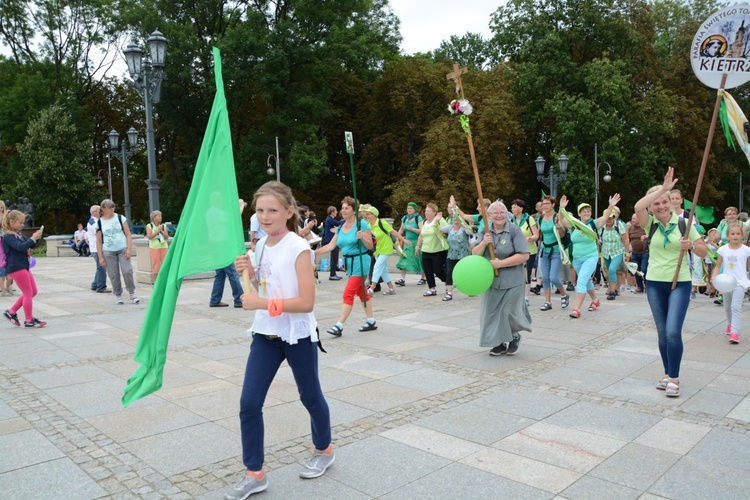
top-left (1, 256), bottom-right (749, 499)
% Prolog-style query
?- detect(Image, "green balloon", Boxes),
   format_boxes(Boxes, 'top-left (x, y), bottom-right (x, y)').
top-left (453, 255), bottom-right (494, 295)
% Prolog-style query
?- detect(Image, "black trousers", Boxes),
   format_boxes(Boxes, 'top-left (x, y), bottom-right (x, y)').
top-left (329, 246), bottom-right (340, 276)
top-left (422, 250), bottom-right (447, 289)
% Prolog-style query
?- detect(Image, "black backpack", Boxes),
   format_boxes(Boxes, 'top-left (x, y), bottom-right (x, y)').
top-left (96, 214), bottom-right (124, 233)
top-left (96, 215), bottom-right (125, 249)
top-left (643, 217), bottom-right (688, 249)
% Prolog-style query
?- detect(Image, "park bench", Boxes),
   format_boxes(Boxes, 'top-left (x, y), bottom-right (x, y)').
top-left (44, 235), bottom-right (78, 257)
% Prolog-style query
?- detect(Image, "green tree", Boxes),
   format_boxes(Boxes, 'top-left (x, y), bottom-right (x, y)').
top-left (434, 32), bottom-right (494, 71)
top-left (388, 65), bottom-right (522, 212)
top-left (225, 0), bottom-right (402, 193)
top-left (489, 0), bottom-right (688, 212)
top-left (0, 0), bottom-right (120, 95)
top-left (114, 0), bottom-right (402, 222)
top-left (15, 104), bottom-right (95, 231)
top-left (349, 56), bottom-right (451, 216)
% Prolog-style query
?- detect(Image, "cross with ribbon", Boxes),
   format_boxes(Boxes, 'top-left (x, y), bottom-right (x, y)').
top-left (446, 63), bottom-right (497, 272)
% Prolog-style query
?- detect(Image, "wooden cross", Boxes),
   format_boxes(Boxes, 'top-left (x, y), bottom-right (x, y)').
top-left (445, 61), bottom-right (498, 273)
top-left (446, 63), bottom-right (468, 99)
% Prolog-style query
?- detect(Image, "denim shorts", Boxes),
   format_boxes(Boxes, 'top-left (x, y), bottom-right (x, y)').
top-left (0, 267), bottom-right (6, 277)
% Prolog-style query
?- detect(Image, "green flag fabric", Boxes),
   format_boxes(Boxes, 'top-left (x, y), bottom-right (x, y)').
top-left (559, 207), bottom-right (598, 241)
top-left (684, 199), bottom-right (715, 225)
top-left (122, 47), bottom-right (245, 407)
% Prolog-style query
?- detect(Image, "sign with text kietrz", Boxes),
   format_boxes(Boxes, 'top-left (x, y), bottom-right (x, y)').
top-left (692, 4), bottom-right (750, 89)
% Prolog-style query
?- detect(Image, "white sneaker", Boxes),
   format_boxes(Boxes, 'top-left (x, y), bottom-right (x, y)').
top-left (299, 449), bottom-right (335, 478)
top-left (130, 295), bottom-right (141, 304)
top-left (115, 295), bottom-right (124, 305)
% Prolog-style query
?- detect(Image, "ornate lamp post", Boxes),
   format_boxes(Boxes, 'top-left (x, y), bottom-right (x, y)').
top-left (535, 154), bottom-right (569, 198)
top-left (123, 30), bottom-right (167, 213)
top-left (265, 136), bottom-right (281, 181)
top-left (96, 169), bottom-right (112, 200)
top-left (594, 144), bottom-right (612, 217)
top-left (107, 128), bottom-right (139, 227)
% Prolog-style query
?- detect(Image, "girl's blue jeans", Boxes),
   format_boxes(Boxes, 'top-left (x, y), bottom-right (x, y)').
top-left (239, 335), bottom-right (331, 470)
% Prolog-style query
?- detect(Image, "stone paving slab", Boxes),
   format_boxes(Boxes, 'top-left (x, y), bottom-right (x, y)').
top-left (380, 462), bottom-right (552, 499)
top-left (0, 457), bottom-right (108, 500)
top-left (588, 442), bottom-right (681, 490)
top-left (649, 455), bottom-right (750, 499)
top-left (0, 257), bottom-right (749, 499)
top-left (84, 400), bottom-right (208, 443)
top-left (0, 428), bottom-right (65, 473)
top-left (461, 446), bottom-right (582, 493)
top-left (413, 403), bottom-right (537, 445)
top-left (494, 421), bottom-right (627, 473)
top-left (122, 422), bottom-right (241, 477)
top-left (561, 475), bottom-right (641, 500)
top-left (322, 435), bottom-right (452, 497)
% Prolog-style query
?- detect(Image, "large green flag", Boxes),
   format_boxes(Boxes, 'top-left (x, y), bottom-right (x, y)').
top-left (122, 48), bottom-right (245, 407)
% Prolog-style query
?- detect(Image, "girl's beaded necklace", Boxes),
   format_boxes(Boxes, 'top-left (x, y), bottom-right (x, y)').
top-left (256, 229), bottom-right (289, 294)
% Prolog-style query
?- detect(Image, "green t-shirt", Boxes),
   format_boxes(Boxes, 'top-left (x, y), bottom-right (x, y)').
top-left (371, 218), bottom-right (394, 256)
top-left (644, 213), bottom-right (701, 282)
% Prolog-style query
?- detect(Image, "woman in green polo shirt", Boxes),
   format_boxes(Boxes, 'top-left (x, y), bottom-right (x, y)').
top-left (415, 203), bottom-right (450, 297)
top-left (634, 168), bottom-right (707, 398)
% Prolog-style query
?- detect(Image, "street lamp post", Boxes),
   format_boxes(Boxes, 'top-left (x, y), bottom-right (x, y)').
top-left (266, 136), bottom-right (281, 181)
top-left (97, 169), bottom-right (113, 200)
top-left (535, 154), bottom-right (569, 198)
top-left (594, 144), bottom-right (612, 217)
top-left (741, 185), bottom-right (750, 214)
top-left (107, 128), bottom-right (139, 227)
top-left (123, 30), bottom-right (167, 213)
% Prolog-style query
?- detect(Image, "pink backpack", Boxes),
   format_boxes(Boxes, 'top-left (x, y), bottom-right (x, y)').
top-left (0, 237), bottom-right (6, 268)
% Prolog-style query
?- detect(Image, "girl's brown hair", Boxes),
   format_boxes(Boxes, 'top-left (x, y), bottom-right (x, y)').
top-left (252, 181), bottom-right (299, 233)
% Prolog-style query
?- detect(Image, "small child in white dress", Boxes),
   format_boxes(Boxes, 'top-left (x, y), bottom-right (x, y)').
top-left (712, 223), bottom-right (750, 344)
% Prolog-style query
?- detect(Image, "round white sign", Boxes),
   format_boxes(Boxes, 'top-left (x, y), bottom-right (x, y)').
top-left (691, 4), bottom-right (750, 89)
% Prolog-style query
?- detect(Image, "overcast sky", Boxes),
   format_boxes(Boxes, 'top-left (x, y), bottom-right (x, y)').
top-left (389, 0), bottom-right (500, 54)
